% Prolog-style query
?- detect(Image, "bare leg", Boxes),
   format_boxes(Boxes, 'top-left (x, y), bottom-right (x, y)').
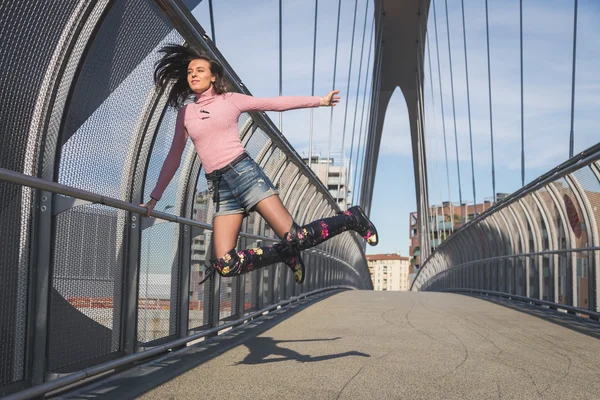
top-left (212, 213), bottom-right (244, 258)
top-left (253, 194), bottom-right (294, 239)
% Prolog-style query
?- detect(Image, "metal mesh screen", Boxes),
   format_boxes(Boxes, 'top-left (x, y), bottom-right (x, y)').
top-left (262, 148), bottom-right (286, 180)
top-left (1, 0), bottom-right (83, 384)
top-left (60, 0), bottom-right (174, 148)
top-left (238, 113), bottom-right (252, 133)
top-left (0, 0), bottom-right (80, 176)
top-left (244, 269), bottom-right (256, 311)
top-left (189, 228), bottom-right (210, 330)
top-left (244, 128), bottom-right (270, 160)
top-left (572, 166), bottom-right (600, 241)
top-left (138, 222), bottom-right (180, 344)
top-left (0, 183), bottom-right (31, 387)
top-left (555, 178), bottom-right (588, 248)
top-left (287, 176), bottom-right (310, 217)
top-left (188, 168), bottom-right (210, 329)
top-left (276, 163), bottom-right (299, 203)
top-left (219, 275), bottom-right (238, 320)
top-left (49, 204), bottom-right (124, 371)
top-left (59, 5), bottom-right (181, 201)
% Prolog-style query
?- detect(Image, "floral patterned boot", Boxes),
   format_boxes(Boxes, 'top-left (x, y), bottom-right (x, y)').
top-left (283, 205), bottom-right (378, 251)
top-left (211, 243), bottom-right (305, 284)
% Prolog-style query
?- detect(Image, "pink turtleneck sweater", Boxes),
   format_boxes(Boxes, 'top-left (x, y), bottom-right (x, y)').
top-left (150, 87), bottom-right (321, 200)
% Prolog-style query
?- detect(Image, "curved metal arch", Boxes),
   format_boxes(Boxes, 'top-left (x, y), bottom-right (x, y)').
top-left (471, 220), bottom-right (491, 290)
top-left (518, 197), bottom-right (543, 254)
top-left (515, 198), bottom-right (542, 299)
top-left (37, 1), bottom-right (115, 182)
top-left (571, 168), bottom-right (600, 248)
top-left (588, 162), bottom-right (600, 311)
top-left (281, 171), bottom-right (303, 208)
top-left (565, 174), bottom-right (594, 249)
top-left (452, 228), bottom-right (469, 270)
top-left (546, 179), bottom-right (579, 304)
top-left (533, 188), bottom-right (565, 302)
top-left (314, 200), bottom-right (330, 225)
top-left (564, 173), bottom-right (595, 307)
top-left (287, 175), bottom-right (311, 220)
top-left (306, 195), bottom-right (326, 226)
top-left (507, 203), bottom-right (529, 295)
top-left (533, 189), bottom-right (559, 250)
top-left (19, 2), bottom-right (117, 384)
top-left (463, 228), bottom-right (481, 287)
top-left (492, 211), bottom-right (515, 293)
top-left (297, 187), bottom-right (319, 225)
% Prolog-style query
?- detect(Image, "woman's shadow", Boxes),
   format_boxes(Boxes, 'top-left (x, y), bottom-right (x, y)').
top-left (235, 337), bottom-right (370, 365)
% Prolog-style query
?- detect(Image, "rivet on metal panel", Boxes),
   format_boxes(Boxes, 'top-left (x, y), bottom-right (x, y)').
top-left (41, 205), bottom-right (47, 212)
top-left (42, 196), bottom-right (47, 201)
top-left (132, 216), bottom-right (137, 222)
top-left (131, 223), bottom-right (136, 228)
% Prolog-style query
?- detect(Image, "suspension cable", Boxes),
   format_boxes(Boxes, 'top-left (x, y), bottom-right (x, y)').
top-left (308, 0), bottom-right (319, 169)
top-left (357, 6), bottom-right (383, 203)
top-left (520, 0), bottom-right (524, 186)
top-left (361, 5), bottom-right (384, 208)
top-left (208, 0), bottom-right (216, 44)
top-left (484, 0), bottom-right (496, 202)
top-left (460, 0), bottom-right (477, 218)
top-left (352, 18), bottom-right (375, 206)
top-left (423, 0), bottom-right (447, 247)
top-left (347, 0), bottom-right (370, 206)
top-left (432, 0), bottom-right (455, 233)
top-left (416, 3), bottom-right (437, 252)
top-left (336, 0), bottom-right (359, 209)
top-left (279, 0), bottom-right (283, 132)
top-left (444, 0), bottom-right (464, 224)
top-left (325, 0), bottom-right (343, 187)
top-left (569, 0), bottom-right (579, 158)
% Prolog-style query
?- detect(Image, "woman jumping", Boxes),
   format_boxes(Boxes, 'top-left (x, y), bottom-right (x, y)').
top-left (141, 44), bottom-right (378, 284)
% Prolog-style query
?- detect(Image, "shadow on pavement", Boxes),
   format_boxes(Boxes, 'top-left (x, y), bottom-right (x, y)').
top-left (58, 290), bottom-right (363, 400)
top-left (236, 336), bottom-right (370, 365)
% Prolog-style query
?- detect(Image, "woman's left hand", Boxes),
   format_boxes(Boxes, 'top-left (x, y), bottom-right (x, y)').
top-left (320, 90), bottom-right (341, 107)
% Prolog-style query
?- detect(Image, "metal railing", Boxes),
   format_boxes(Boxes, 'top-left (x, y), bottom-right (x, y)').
top-left (412, 142), bottom-right (600, 314)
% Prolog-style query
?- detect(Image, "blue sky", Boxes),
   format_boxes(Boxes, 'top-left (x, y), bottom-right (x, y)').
top-left (187, 0), bottom-right (600, 257)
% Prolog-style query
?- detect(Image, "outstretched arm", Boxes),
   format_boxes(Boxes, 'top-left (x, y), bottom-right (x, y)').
top-left (141, 107), bottom-right (188, 215)
top-left (229, 90), bottom-right (340, 113)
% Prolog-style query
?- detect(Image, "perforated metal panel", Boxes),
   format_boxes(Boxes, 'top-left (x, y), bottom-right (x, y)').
top-left (219, 275), bottom-right (238, 320)
top-left (244, 128), bottom-right (270, 160)
top-left (286, 176), bottom-right (310, 218)
top-left (244, 270), bottom-right (256, 311)
top-left (0, 183), bottom-right (31, 387)
top-left (138, 221), bottom-right (180, 344)
top-left (572, 167), bottom-right (600, 243)
top-left (276, 163), bottom-right (299, 204)
top-left (189, 228), bottom-right (210, 330)
top-left (0, 0), bottom-right (81, 175)
top-left (262, 148), bottom-right (287, 180)
top-left (59, 5), bottom-right (182, 202)
top-left (49, 204), bottom-right (123, 371)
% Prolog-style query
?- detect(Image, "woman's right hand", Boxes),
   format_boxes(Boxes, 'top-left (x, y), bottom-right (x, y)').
top-left (140, 198), bottom-right (157, 217)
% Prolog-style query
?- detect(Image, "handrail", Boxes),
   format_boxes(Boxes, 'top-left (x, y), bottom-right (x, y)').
top-left (0, 167), bottom-right (355, 268)
top-left (442, 288), bottom-right (600, 321)
top-left (4, 286), bottom-right (353, 400)
top-left (422, 246), bottom-right (600, 271)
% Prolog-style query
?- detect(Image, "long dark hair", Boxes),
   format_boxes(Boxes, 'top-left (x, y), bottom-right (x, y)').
top-left (154, 44), bottom-right (228, 108)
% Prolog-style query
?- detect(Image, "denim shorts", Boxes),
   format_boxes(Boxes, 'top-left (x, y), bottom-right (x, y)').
top-left (210, 156), bottom-right (279, 217)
